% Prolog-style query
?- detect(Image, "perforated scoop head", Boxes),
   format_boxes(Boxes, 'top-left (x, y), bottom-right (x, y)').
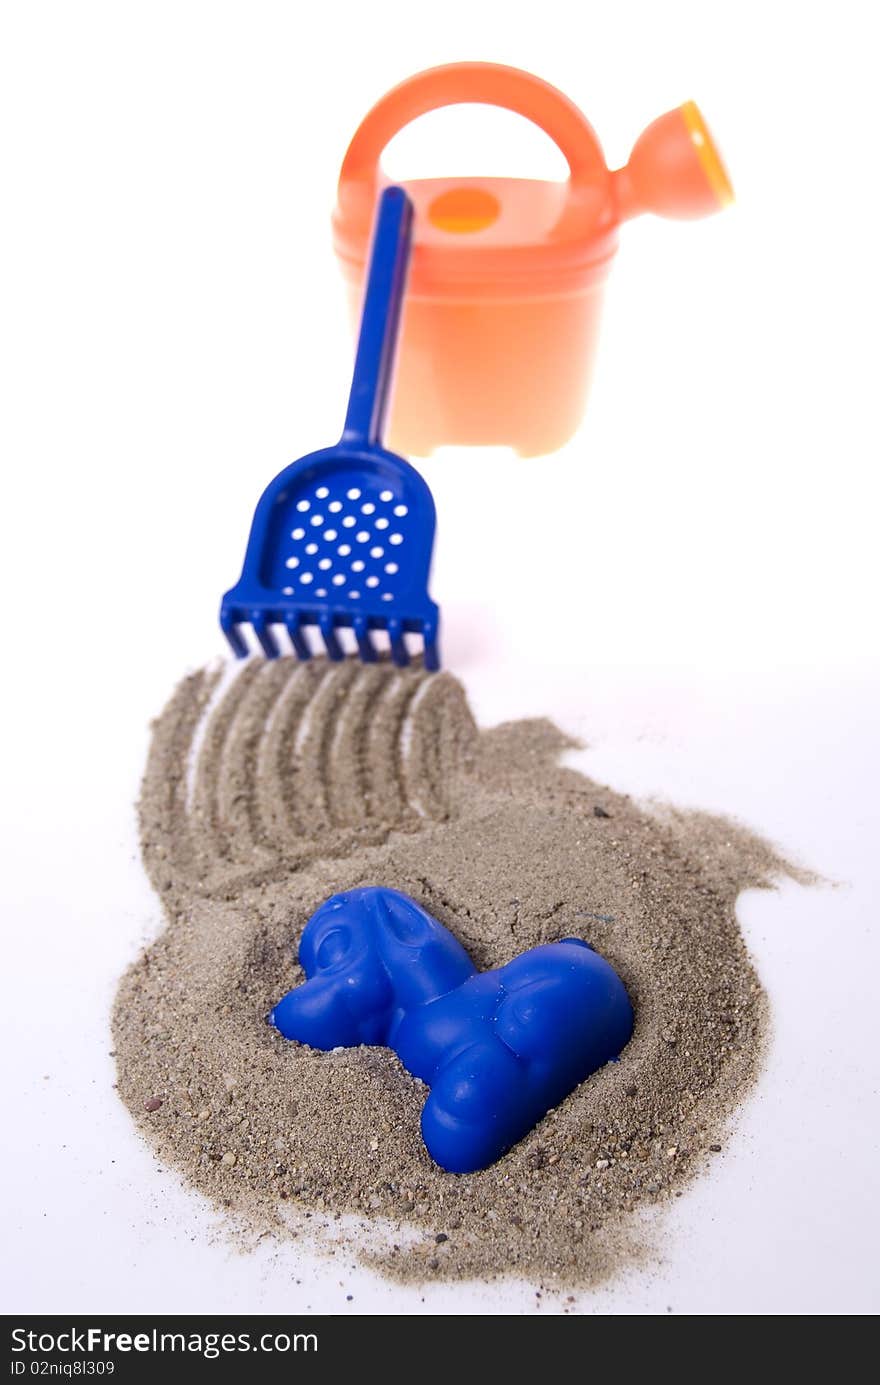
top-left (220, 443), bottom-right (439, 668)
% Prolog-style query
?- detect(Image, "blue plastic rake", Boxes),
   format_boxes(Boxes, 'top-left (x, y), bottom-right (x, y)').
top-left (220, 187), bottom-right (439, 670)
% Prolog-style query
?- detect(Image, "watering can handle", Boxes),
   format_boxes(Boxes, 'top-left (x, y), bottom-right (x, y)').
top-left (341, 185), bottom-right (413, 450)
top-left (338, 62), bottom-right (607, 204)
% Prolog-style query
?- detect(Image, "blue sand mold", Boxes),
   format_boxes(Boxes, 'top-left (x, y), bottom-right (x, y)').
top-left (270, 887), bottom-right (634, 1174)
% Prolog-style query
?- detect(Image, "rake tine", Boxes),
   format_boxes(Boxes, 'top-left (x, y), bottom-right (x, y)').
top-left (220, 607), bottom-right (249, 659)
top-left (318, 613), bottom-right (345, 662)
top-left (352, 614), bottom-right (378, 663)
top-left (251, 612), bottom-right (281, 659)
top-left (386, 617), bottom-right (409, 668)
top-left (421, 615), bottom-right (440, 673)
top-left (283, 612), bottom-right (312, 661)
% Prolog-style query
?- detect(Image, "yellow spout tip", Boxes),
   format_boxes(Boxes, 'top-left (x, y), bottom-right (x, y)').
top-left (681, 100), bottom-right (735, 208)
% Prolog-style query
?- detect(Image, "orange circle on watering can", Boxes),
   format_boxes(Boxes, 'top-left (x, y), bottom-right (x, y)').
top-left (428, 186), bottom-right (501, 233)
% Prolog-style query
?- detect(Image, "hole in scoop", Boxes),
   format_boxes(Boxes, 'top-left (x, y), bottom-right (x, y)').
top-left (428, 186), bottom-right (500, 234)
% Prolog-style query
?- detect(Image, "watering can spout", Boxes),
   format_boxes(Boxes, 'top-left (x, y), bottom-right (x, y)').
top-left (613, 101), bottom-right (734, 221)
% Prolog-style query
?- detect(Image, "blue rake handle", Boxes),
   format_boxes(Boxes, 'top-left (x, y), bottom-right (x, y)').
top-left (341, 185), bottom-right (413, 448)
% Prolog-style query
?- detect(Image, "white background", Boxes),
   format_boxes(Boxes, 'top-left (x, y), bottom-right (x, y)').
top-left (1, 0), bottom-right (878, 1316)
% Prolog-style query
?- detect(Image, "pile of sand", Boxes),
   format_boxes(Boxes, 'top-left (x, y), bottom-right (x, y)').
top-left (113, 657), bottom-right (794, 1285)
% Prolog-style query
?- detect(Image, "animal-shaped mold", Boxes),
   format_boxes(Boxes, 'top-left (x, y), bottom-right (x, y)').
top-left (269, 887), bottom-right (634, 1173)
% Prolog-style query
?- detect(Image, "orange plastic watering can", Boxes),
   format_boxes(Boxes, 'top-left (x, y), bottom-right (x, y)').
top-left (332, 62), bottom-right (733, 458)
